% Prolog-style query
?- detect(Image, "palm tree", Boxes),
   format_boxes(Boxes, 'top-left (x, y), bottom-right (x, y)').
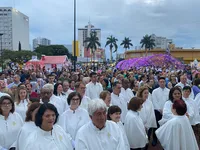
top-left (140, 34), bottom-right (155, 56)
top-left (84, 31), bottom-right (101, 63)
top-left (105, 35), bottom-right (118, 62)
top-left (120, 37), bottom-right (133, 51)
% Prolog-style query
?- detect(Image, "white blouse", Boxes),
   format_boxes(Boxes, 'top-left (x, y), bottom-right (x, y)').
top-left (0, 112), bottom-right (23, 149)
top-left (15, 99), bottom-right (29, 121)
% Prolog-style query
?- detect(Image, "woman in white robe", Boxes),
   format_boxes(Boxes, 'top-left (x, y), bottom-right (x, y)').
top-left (16, 102), bottom-right (41, 150)
top-left (137, 86), bottom-right (157, 129)
top-left (0, 96), bottom-right (23, 150)
top-left (124, 97), bottom-right (148, 150)
top-left (159, 86), bottom-right (193, 125)
top-left (107, 105), bottom-right (130, 150)
top-left (24, 103), bottom-right (73, 150)
top-left (58, 92), bottom-right (90, 141)
top-left (15, 86), bottom-right (29, 121)
top-left (156, 100), bottom-right (199, 150)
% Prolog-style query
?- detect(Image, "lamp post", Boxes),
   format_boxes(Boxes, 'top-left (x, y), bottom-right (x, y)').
top-left (73, 0), bottom-right (76, 72)
top-left (0, 33), bottom-right (3, 71)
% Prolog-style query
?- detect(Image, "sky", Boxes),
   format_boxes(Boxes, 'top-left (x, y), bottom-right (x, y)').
top-left (1, 0), bottom-right (200, 57)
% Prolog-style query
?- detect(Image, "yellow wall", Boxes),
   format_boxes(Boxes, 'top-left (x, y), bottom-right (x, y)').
top-left (72, 41), bottom-right (80, 57)
top-left (125, 48), bottom-right (200, 64)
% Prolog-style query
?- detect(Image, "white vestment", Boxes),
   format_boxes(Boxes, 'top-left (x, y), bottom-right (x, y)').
top-left (24, 124), bottom-right (73, 150)
top-left (194, 93), bottom-right (200, 113)
top-left (58, 107), bottom-right (90, 140)
top-left (75, 121), bottom-right (125, 150)
top-left (0, 112), bottom-right (23, 149)
top-left (111, 93), bottom-right (128, 123)
top-left (120, 88), bottom-right (134, 103)
top-left (124, 110), bottom-right (148, 149)
top-left (16, 121), bottom-right (37, 150)
top-left (86, 82), bottom-right (103, 100)
top-left (49, 95), bottom-right (66, 115)
top-left (156, 115), bottom-right (199, 150)
top-left (139, 98), bottom-right (157, 129)
top-left (15, 99), bottom-right (29, 121)
top-left (152, 87), bottom-right (170, 111)
top-left (79, 95), bottom-right (91, 111)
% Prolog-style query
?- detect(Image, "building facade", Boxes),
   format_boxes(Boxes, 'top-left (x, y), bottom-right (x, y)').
top-left (33, 37), bottom-right (51, 50)
top-left (151, 34), bottom-right (173, 49)
top-left (0, 7), bottom-right (29, 51)
top-left (78, 22), bottom-right (101, 57)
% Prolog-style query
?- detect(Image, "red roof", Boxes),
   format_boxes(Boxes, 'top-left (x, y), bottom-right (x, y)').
top-left (41, 55), bottom-right (67, 64)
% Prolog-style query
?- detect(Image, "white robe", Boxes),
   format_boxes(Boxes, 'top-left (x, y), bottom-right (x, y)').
top-left (139, 98), bottom-right (157, 129)
top-left (124, 110), bottom-right (148, 149)
top-left (80, 95), bottom-right (91, 111)
top-left (120, 88), bottom-right (134, 103)
top-left (0, 112), bottom-right (23, 149)
top-left (86, 82), bottom-right (103, 100)
top-left (156, 115), bottom-right (199, 150)
top-left (194, 93), bottom-right (200, 114)
top-left (24, 124), bottom-right (73, 150)
top-left (16, 121), bottom-right (37, 150)
top-left (58, 107), bottom-right (90, 140)
top-left (152, 87), bottom-right (170, 110)
top-left (117, 121), bottom-right (130, 150)
top-left (111, 93), bottom-right (128, 123)
top-left (15, 99), bottom-right (29, 121)
top-left (75, 121), bottom-right (125, 150)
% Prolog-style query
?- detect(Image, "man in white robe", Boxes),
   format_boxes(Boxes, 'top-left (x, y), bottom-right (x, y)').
top-left (86, 72), bottom-right (103, 100)
top-left (121, 79), bottom-right (134, 103)
top-left (75, 99), bottom-right (125, 150)
top-left (111, 82), bottom-right (128, 123)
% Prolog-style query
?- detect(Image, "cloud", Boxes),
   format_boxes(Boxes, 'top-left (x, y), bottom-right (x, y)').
top-left (0, 0), bottom-right (200, 58)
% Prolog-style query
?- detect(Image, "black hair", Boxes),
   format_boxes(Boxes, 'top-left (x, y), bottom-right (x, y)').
top-left (53, 83), bottom-right (63, 96)
top-left (67, 92), bottom-right (82, 105)
top-left (169, 86), bottom-right (182, 102)
top-left (90, 72), bottom-right (97, 77)
top-left (182, 86), bottom-right (191, 92)
top-left (107, 105), bottom-right (121, 120)
top-left (35, 103), bottom-right (59, 128)
top-left (0, 96), bottom-right (15, 114)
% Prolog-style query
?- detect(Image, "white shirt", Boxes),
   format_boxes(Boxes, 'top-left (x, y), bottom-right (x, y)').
top-left (152, 87), bottom-right (170, 110)
top-left (80, 95), bottom-right (91, 111)
top-left (120, 88), bottom-right (134, 103)
top-left (15, 99), bottom-right (29, 121)
top-left (16, 121), bottom-right (37, 150)
top-left (0, 112), bottom-right (23, 149)
top-left (156, 115), bottom-right (199, 150)
top-left (86, 82), bottom-right (103, 100)
top-left (194, 93), bottom-right (200, 113)
top-left (58, 107), bottom-right (90, 140)
top-left (124, 110), bottom-right (148, 149)
top-left (49, 95), bottom-right (66, 115)
top-left (111, 93), bottom-right (128, 123)
top-left (183, 97), bottom-right (200, 125)
top-left (139, 98), bottom-right (157, 129)
top-left (24, 124), bottom-right (73, 150)
top-left (75, 121), bottom-right (125, 150)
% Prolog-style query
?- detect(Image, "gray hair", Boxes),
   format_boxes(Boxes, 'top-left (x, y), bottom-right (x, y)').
top-left (42, 83), bottom-right (54, 91)
top-left (88, 99), bottom-right (107, 116)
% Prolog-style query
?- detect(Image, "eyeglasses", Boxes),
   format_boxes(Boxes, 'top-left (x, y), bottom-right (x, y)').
top-left (1, 102), bottom-right (12, 107)
top-left (71, 98), bottom-right (80, 102)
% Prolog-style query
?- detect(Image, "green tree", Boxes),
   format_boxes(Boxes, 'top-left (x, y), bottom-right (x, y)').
top-left (120, 37), bottom-right (133, 51)
top-left (35, 45), bottom-right (71, 58)
top-left (140, 34), bottom-right (155, 56)
top-left (84, 31), bottom-right (101, 62)
top-left (105, 35), bottom-right (118, 62)
top-left (3, 50), bottom-right (38, 64)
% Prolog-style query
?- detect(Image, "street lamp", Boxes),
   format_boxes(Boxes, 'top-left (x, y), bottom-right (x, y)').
top-left (73, 0), bottom-right (76, 72)
top-left (0, 33), bottom-right (3, 71)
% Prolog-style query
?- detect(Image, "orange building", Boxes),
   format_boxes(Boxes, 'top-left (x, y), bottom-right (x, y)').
top-left (125, 47), bottom-right (200, 64)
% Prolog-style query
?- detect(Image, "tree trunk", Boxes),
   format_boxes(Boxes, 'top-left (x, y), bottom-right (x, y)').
top-left (145, 48), bottom-right (147, 56)
top-left (110, 48), bottom-right (112, 63)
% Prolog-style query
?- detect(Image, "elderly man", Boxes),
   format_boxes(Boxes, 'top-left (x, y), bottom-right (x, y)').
top-left (75, 82), bottom-right (91, 111)
top-left (7, 74), bottom-right (21, 89)
top-left (75, 99), bottom-right (125, 150)
top-left (41, 84), bottom-right (67, 115)
top-left (86, 72), bottom-right (103, 99)
top-left (111, 81), bottom-right (128, 123)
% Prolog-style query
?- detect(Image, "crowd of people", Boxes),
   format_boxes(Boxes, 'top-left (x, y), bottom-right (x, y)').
top-left (0, 65), bottom-right (200, 150)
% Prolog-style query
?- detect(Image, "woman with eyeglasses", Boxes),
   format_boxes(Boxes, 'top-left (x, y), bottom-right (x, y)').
top-left (58, 92), bottom-right (90, 147)
top-left (0, 96), bottom-right (23, 150)
top-left (23, 103), bottom-right (73, 150)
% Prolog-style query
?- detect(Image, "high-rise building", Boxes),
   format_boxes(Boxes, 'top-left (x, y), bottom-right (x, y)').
top-left (78, 22), bottom-right (101, 57)
top-left (33, 37), bottom-right (51, 50)
top-left (0, 7), bottom-right (29, 51)
top-left (151, 34), bottom-right (173, 49)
